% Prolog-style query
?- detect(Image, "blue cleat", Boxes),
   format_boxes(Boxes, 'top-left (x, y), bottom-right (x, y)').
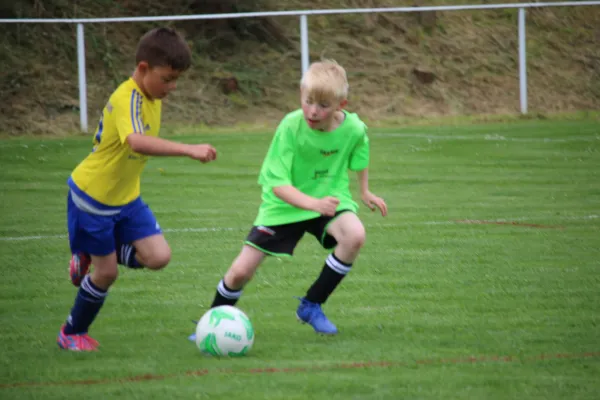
top-left (295, 297), bottom-right (338, 335)
top-left (188, 319), bottom-right (198, 342)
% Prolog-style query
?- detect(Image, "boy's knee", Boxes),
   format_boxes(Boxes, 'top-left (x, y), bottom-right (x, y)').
top-left (91, 265), bottom-right (119, 289)
top-left (134, 236), bottom-right (172, 270)
top-left (97, 268), bottom-right (119, 283)
top-left (342, 229), bottom-right (366, 251)
top-left (144, 248), bottom-right (172, 270)
top-left (227, 262), bottom-right (258, 288)
top-left (227, 268), bottom-right (253, 287)
top-left (224, 245), bottom-right (265, 289)
top-left (91, 262), bottom-right (119, 288)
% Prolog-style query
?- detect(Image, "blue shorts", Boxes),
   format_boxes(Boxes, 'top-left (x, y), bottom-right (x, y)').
top-left (67, 183), bottom-right (162, 256)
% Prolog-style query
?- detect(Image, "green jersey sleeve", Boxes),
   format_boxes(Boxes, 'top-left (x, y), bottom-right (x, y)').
top-left (258, 119), bottom-right (295, 188)
top-left (349, 124), bottom-right (370, 171)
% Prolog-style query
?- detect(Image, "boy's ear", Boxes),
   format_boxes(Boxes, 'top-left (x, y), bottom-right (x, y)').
top-left (137, 61), bottom-right (150, 74)
top-left (338, 99), bottom-right (348, 110)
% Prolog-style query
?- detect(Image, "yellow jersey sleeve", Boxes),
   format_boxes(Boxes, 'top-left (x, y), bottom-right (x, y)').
top-left (114, 87), bottom-right (146, 143)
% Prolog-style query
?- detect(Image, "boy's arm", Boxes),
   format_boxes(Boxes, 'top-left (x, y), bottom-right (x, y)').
top-left (356, 168), bottom-right (370, 196)
top-left (113, 93), bottom-right (216, 162)
top-left (356, 168), bottom-right (388, 216)
top-left (127, 134), bottom-right (216, 163)
top-left (273, 186), bottom-right (339, 217)
top-left (350, 124), bottom-right (386, 216)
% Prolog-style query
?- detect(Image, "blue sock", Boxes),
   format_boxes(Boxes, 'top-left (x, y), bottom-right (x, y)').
top-left (64, 275), bottom-right (108, 334)
top-left (116, 243), bottom-right (143, 269)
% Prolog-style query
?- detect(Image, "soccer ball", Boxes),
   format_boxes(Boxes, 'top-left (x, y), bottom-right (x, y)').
top-left (194, 305), bottom-right (254, 357)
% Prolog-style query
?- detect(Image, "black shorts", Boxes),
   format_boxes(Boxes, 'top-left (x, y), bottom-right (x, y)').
top-left (245, 210), bottom-right (352, 256)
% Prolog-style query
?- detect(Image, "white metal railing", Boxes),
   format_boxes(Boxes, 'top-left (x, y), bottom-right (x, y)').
top-left (2, 1), bottom-right (599, 132)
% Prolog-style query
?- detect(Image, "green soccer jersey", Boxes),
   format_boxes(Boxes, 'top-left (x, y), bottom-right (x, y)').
top-left (254, 109), bottom-right (370, 226)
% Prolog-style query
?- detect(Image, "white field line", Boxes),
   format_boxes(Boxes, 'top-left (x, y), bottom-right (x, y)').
top-left (373, 133), bottom-right (600, 143)
top-left (0, 215), bottom-right (597, 242)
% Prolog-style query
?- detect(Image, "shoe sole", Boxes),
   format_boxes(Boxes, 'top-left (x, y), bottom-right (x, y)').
top-left (296, 313), bottom-right (338, 336)
top-left (69, 256), bottom-right (90, 287)
top-left (57, 340), bottom-right (98, 351)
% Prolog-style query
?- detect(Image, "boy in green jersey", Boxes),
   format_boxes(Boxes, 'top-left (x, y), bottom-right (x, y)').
top-left (192, 60), bottom-right (387, 336)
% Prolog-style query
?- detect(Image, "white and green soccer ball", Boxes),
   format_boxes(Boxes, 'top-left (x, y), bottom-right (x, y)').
top-left (195, 305), bottom-right (254, 357)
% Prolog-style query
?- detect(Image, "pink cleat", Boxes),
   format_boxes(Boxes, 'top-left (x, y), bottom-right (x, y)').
top-left (57, 325), bottom-right (99, 351)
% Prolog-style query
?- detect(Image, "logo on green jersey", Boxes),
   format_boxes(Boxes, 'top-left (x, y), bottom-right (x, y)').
top-left (320, 149), bottom-right (339, 157)
top-left (313, 169), bottom-right (329, 180)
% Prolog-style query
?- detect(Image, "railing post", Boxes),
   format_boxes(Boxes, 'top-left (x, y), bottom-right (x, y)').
top-left (518, 8), bottom-right (528, 114)
top-left (77, 23), bottom-right (88, 133)
top-left (300, 14), bottom-right (309, 75)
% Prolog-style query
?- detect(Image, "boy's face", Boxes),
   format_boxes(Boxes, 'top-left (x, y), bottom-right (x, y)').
top-left (301, 90), bottom-right (346, 130)
top-left (139, 63), bottom-right (183, 100)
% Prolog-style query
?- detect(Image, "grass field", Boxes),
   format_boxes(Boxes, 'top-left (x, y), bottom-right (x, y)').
top-left (1, 119), bottom-right (599, 399)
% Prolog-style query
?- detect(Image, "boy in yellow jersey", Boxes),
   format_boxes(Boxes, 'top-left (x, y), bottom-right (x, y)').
top-left (58, 27), bottom-right (217, 351)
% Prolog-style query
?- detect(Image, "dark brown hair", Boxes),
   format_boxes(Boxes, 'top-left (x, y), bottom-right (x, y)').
top-left (135, 27), bottom-right (191, 71)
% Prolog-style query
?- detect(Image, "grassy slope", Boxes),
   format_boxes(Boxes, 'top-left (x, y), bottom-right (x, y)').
top-left (0, 0), bottom-right (599, 135)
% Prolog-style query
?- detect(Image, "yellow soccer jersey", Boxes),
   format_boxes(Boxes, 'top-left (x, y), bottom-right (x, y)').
top-left (70, 78), bottom-right (161, 206)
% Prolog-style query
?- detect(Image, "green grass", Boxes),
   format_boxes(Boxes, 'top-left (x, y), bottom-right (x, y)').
top-left (1, 119), bottom-right (599, 399)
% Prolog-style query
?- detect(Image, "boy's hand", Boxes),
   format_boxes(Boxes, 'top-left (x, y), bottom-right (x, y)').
top-left (362, 191), bottom-right (388, 217)
top-left (186, 144), bottom-right (217, 163)
top-left (312, 196), bottom-right (340, 217)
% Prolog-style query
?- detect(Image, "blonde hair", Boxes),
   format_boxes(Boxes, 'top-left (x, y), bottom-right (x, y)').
top-left (300, 59), bottom-right (349, 102)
